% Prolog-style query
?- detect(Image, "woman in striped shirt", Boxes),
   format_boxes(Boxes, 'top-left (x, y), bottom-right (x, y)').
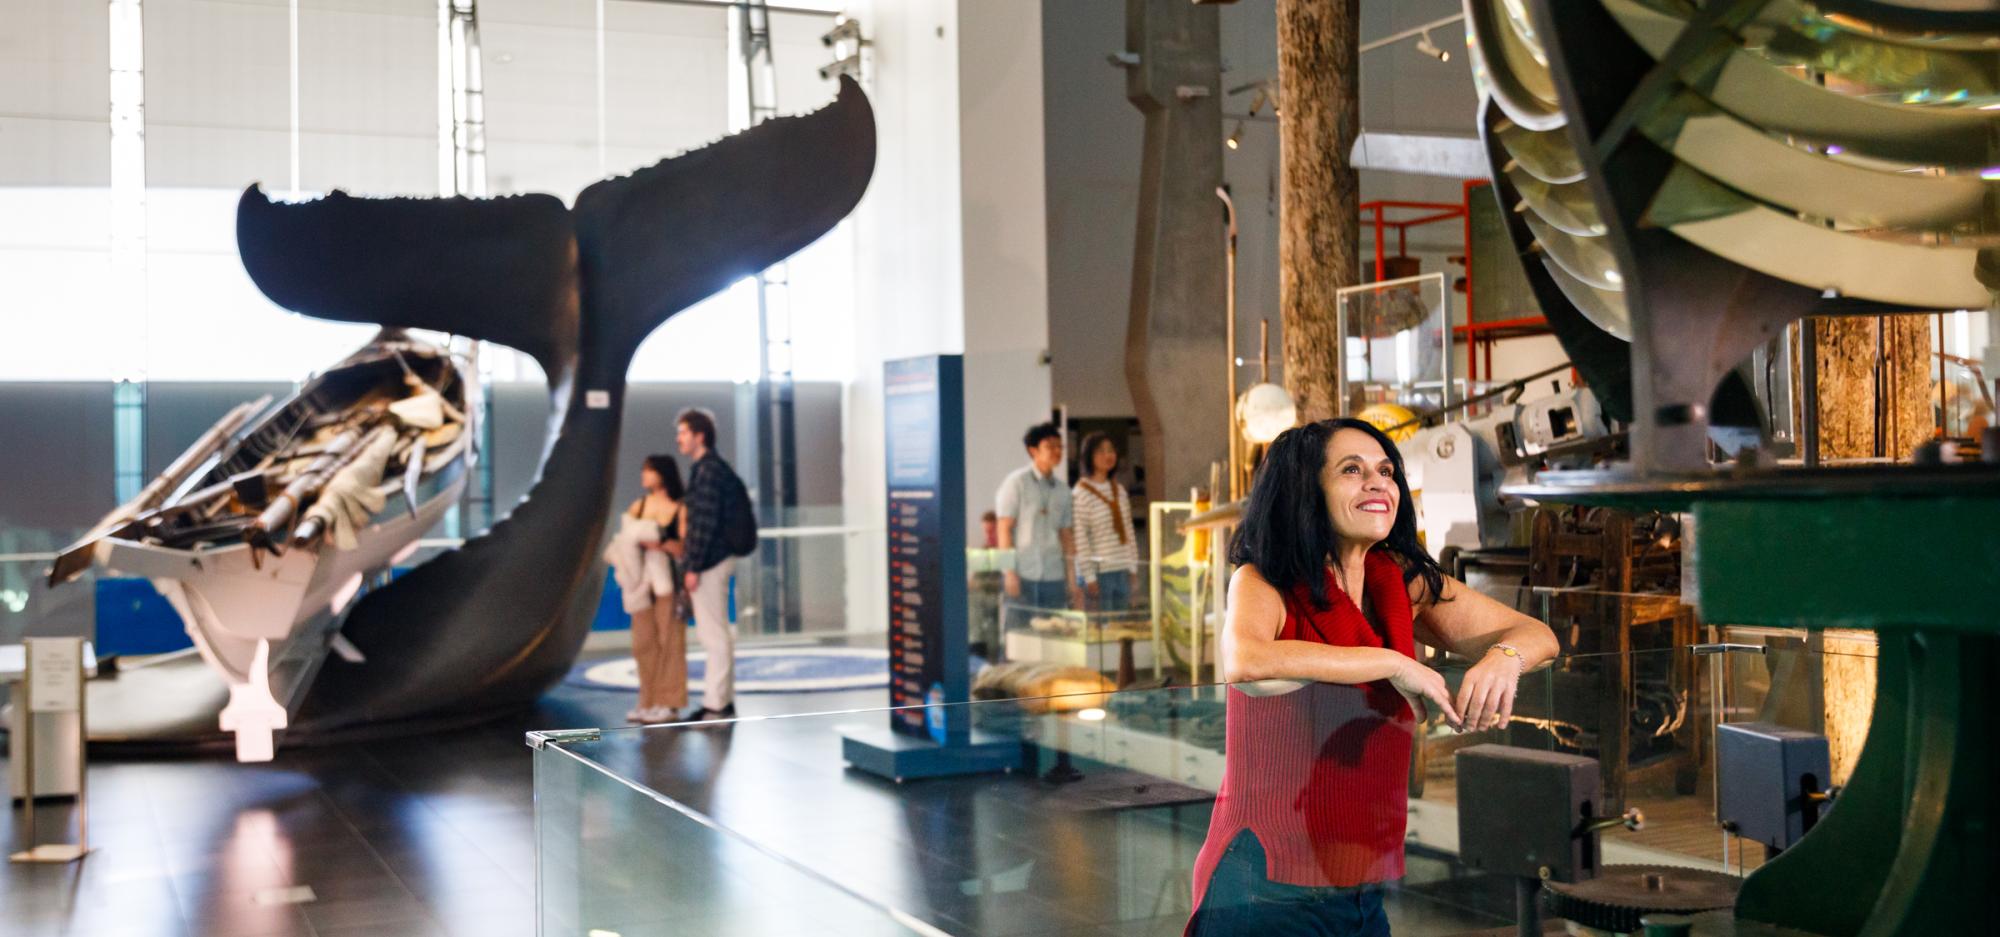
top-left (1071, 432), bottom-right (1140, 611)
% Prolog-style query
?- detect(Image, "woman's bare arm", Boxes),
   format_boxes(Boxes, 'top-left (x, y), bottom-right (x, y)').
top-left (1409, 575), bottom-right (1558, 667)
top-left (1223, 566), bottom-right (1460, 725)
top-left (1409, 574), bottom-right (1558, 730)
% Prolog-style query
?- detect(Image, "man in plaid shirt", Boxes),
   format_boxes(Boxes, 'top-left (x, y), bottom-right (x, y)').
top-left (676, 407), bottom-right (752, 719)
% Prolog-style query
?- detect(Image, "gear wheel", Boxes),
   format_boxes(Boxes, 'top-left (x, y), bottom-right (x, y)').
top-left (1542, 864), bottom-right (1741, 934)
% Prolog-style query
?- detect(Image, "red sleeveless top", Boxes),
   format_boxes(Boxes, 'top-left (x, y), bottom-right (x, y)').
top-left (1189, 549), bottom-right (1419, 907)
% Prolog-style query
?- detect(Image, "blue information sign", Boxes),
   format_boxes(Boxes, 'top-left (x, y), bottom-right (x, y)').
top-left (882, 356), bottom-right (968, 739)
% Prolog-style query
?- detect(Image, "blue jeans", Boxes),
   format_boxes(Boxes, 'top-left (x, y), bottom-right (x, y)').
top-left (1086, 569), bottom-right (1133, 611)
top-left (1189, 830), bottom-right (1391, 937)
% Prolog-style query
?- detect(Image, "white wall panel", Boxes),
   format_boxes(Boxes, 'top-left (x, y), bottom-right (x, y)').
top-left (144, 0), bottom-right (290, 188)
top-left (145, 124), bottom-right (289, 191)
top-left (769, 10), bottom-right (839, 116)
top-left (482, 0), bottom-right (727, 198)
top-left (0, 118), bottom-right (113, 187)
top-left (0, 0), bottom-right (111, 186)
top-left (143, 0), bottom-right (289, 129)
top-left (146, 0), bottom-right (435, 193)
top-left (295, 3), bottom-right (433, 135)
top-left (298, 130), bottom-right (435, 196)
top-left (0, 0), bottom-right (111, 120)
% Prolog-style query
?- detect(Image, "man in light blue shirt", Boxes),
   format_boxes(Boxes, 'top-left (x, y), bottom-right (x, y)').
top-left (995, 422), bottom-right (1080, 640)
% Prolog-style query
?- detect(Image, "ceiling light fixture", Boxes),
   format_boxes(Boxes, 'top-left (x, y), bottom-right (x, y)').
top-left (1415, 29), bottom-right (1449, 62)
top-left (1226, 121), bottom-right (1244, 150)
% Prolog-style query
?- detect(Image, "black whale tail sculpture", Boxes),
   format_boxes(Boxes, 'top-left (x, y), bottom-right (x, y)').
top-left (233, 77), bottom-right (875, 735)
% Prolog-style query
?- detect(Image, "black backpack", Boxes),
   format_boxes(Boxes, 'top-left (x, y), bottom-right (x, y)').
top-left (714, 462), bottom-right (759, 557)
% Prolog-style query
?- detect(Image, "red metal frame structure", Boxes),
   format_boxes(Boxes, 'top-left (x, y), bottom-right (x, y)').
top-left (1361, 188), bottom-right (1566, 386)
top-left (1362, 198), bottom-right (1465, 282)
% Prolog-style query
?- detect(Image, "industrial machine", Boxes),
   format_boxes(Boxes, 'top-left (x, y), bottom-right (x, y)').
top-left (1456, 743), bottom-right (1740, 937)
top-left (1465, 2), bottom-right (1999, 934)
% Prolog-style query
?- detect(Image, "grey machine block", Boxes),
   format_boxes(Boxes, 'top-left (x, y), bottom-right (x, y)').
top-left (1456, 743), bottom-right (1603, 883)
top-left (1716, 722), bottom-right (1831, 852)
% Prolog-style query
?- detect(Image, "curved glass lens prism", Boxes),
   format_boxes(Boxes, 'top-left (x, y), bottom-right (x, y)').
top-left (1508, 165), bottom-right (1607, 236)
top-left (1469, 0), bottom-right (1566, 128)
top-left (1604, 0), bottom-right (2000, 168)
top-left (1523, 209), bottom-right (1627, 294)
top-left (1541, 255), bottom-right (1633, 341)
top-left (1496, 121), bottom-right (1586, 184)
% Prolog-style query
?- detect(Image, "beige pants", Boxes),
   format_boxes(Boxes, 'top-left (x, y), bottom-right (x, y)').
top-left (691, 557), bottom-right (736, 711)
top-left (629, 600), bottom-right (687, 711)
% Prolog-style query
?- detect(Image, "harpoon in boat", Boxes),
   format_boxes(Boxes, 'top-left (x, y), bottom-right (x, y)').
top-left (49, 331), bottom-right (475, 761)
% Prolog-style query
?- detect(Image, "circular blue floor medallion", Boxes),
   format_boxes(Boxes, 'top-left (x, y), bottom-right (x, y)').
top-left (570, 646), bottom-right (888, 694)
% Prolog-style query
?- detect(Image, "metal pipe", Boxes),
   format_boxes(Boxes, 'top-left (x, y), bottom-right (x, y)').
top-left (1382, 361), bottom-right (1572, 433)
top-left (1219, 186), bottom-right (1239, 502)
top-left (1515, 876), bottom-right (1542, 937)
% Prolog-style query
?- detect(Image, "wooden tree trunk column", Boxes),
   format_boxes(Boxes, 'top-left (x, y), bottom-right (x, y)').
top-left (1277, 0), bottom-right (1361, 422)
top-left (1807, 316), bottom-right (1934, 461)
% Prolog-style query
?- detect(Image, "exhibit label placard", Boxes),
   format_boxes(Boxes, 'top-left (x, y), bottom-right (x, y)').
top-left (26, 637), bottom-right (84, 714)
top-left (883, 356), bottom-right (969, 740)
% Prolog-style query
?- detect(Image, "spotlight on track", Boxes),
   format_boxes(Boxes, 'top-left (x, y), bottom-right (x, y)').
top-left (1415, 29), bottom-right (1449, 63)
top-left (1226, 121), bottom-right (1244, 150)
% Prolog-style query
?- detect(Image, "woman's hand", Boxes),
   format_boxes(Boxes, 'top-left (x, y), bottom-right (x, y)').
top-left (664, 540), bottom-right (685, 560)
top-left (1388, 657), bottom-right (1463, 730)
top-left (1456, 650), bottom-right (1522, 732)
top-left (684, 570), bottom-right (699, 594)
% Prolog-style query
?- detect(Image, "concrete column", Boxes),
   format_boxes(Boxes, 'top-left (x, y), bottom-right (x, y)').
top-left (1122, 0), bottom-right (1228, 504)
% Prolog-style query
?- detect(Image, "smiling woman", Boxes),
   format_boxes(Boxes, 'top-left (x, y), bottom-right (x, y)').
top-left (1184, 418), bottom-right (1559, 937)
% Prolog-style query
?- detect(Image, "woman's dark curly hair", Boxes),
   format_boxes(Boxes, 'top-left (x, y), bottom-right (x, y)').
top-left (641, 453), bottom-right (685, 500)
top-left (1228, 418), bottom-right (1445, 610)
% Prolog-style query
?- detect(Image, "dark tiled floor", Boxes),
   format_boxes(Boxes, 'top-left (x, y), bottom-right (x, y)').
top-left (6, 648), bottom-right (1515, 937)
top-left (2, 646), bottom-right (880, 937)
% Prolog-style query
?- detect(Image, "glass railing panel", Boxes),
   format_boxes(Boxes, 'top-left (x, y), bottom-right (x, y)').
top-left (532, 579), bottom-right (1884, 934)
top-left (538, 681), bottom-right (1557, 935)
top-left (532, 734), bottom-right (929, 937)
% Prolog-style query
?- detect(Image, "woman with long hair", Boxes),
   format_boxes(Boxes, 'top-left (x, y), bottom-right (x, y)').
top-left (1186, 419), bottom-right (1558, 936)
top-left (625, 454), bottom-right (688, 723)
top-left (1071, 432), bottom-right (1140, 611)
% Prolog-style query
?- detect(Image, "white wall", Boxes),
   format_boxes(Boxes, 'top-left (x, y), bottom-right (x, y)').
top-left (0, 0), bottom-right (866, 386)
top-left (959, 0), bottom-right (1053, 530)
top-left (841, 0), bottom-right (966, 639)
top-left (481, 0), bottom-right (729, 197)
top-left (839, 0), bottom-right (1056, 637)
top-left (0, 0), bottom-right (111, 186)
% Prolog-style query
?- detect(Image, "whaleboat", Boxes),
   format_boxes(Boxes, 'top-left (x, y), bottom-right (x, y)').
top-left (49, 329), bottom-right (474, 761)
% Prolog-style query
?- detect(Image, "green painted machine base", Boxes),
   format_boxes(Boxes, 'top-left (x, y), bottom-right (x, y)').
top-left (1689, 495), bottom-right (1998, 937)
